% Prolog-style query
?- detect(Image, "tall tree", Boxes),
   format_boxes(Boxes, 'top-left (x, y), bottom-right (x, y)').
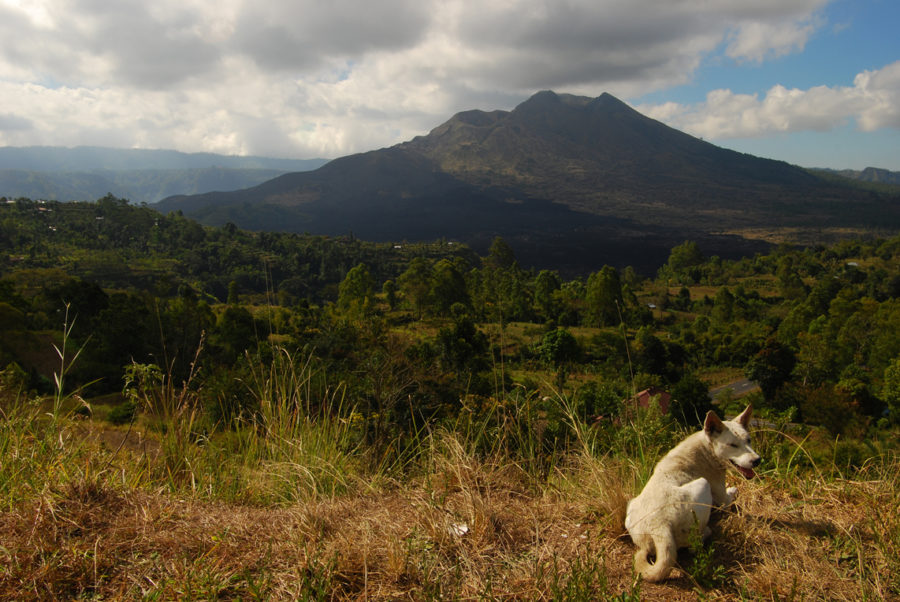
top-left (745, 338), bottom-right (796, 402)
top-left (882, 357), bottom-right (900, 424)
top-left (670, 373), bottom-right (712, 426)
top-left (399, 257), bottom-right (433, 319)
top-left (539, 328), bottom-right (581, 390)
top-left (485, 237), bottom-right (517, 270)
top-left (338, 263), bottom-right (376, 318)
top-left (666, 240), bottom-right (704, 282)
top-left (534, 270), bottom-right (561, 322)
top-left (430, 259), bottom-right (469, 316)
top-left (584, 265), bottom-right (623, 327)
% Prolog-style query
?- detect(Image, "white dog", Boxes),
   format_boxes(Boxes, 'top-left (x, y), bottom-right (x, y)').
top-left (624, 405), bottom-right (760, 581)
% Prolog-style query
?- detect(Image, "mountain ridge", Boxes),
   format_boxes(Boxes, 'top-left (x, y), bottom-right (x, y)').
top-left (0, 146), bottom-right (330, 204)
top-left (0, 145), bottom-right (328, 172)
top-left (156, 90), bottom-right (900, 273)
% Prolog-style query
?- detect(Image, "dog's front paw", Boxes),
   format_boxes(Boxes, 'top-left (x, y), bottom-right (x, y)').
top-left (726, 486), bottom-right (737, 505)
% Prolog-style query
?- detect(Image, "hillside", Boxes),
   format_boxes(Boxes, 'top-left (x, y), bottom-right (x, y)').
top-left (402, 91), bottom-right (825, 219)
top-left (157, 91), bottom-right (900, 273)
top-left (0, 146), bottom-right (329, 204)
top-left (3, 196), bottom-right (900, 599)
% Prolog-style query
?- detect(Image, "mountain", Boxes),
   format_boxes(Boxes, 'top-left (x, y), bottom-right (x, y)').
top-left (0, 146), bottom-right (327, 172)
top-left (0, 147), bottom-right (329, 204)
top-left (157, 91), bottom-right (900, 273)
top-left (0, 167), bottom-right (301, 204)
top-left (810, 166), bottom-right (900, 193)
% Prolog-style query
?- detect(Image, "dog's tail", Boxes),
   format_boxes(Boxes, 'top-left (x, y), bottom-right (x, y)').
top-left (634, 532), bottom-right (677, 582)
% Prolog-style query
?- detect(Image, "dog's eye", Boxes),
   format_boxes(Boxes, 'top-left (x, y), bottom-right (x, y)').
top-left (729, 443), bottom-right (739, 448)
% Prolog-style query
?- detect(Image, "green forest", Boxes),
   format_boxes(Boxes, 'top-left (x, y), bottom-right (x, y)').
top-left (3, 195), bottom-right (899, 437)
top-left (2, 195), bottom-right (900, 599)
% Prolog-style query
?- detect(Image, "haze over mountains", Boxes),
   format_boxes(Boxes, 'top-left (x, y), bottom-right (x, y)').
top-left (156, 91), bottom-right (900, 273)
top-left (0, 147), bottom-right (328, 204)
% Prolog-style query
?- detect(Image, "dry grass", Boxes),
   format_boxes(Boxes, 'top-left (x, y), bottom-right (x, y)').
top-left (715, 227), bottom-right (880, 246)
top-left (3, 353), bottom-right (898, 601)
top-left (2, 420), bottom-right (898, 601)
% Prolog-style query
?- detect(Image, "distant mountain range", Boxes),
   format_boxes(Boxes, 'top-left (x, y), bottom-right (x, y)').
top-left (0, 147), bottom-right (328, 204)
top-left (810, 166), bottom-right (900, 192)
top-left (156, 91), bottom-right (900, 273)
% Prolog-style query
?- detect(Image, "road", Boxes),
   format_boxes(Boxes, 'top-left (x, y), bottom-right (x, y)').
top-left (710, 378), bottom-right (759, 401)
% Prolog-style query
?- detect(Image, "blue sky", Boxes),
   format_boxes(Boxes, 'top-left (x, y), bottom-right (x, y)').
top-left (632, 0), bottom-right (899, 169)
top-left (0, 0), bottom-right (897, 170)
top-left (642, 1), bottom-right (895, 101)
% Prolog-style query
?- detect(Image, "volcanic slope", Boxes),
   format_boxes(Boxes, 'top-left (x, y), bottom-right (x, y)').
top-left (157, 91), bottom-right (898, 272)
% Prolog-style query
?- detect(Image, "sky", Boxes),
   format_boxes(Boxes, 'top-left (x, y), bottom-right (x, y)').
top-left (0, 0), bottom-right (897, 170)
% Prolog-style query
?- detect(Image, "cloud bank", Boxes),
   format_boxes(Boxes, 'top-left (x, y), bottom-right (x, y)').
top-left (0, 0), bottom-right (894, 160)
top-left (639, 60), bottom-right (900, 140)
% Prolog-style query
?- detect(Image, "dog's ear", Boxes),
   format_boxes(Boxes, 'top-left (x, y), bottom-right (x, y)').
top-left (704, 410), bottom-right (724, 436)
top-left (735, 404), bottom-right (753, 429)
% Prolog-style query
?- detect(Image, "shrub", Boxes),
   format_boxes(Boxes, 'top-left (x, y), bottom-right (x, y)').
top-left (107, 400), bottom-right (136, 425)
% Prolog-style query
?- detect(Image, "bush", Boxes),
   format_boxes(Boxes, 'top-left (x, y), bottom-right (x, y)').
top-left (107, 399), bottom-right (137, 425)
top-left (832, 439), bottom-right (873, 474)
top-left (573, 380), bottom-right (623, 421)
top-left (669, 373), bottom-right (712, 426)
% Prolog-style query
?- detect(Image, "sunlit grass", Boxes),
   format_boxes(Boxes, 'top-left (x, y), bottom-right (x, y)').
top-left (1, 355), bottom-right (899, 599)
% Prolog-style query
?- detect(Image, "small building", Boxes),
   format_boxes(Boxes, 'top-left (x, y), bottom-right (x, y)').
top-left (630, 386), bottom-right (672, 414)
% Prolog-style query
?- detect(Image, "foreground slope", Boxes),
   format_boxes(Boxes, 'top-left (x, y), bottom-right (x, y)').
top-left (3, 414), bottom-right (897, 601)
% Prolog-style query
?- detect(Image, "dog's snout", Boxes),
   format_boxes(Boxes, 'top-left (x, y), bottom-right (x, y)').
top-left (751, 457), bottom-right (761, 468)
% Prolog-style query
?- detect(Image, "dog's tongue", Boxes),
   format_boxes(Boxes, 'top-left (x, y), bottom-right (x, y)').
top-left (736, 465), bottom-right (755, 479)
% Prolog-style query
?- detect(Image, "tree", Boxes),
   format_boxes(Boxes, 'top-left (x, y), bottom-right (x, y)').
top-left (485, 237), bottom-right (517, 270)
top-left (45, 278), bottom-right (109, 339)
top-left (777, 256), bottom-right (807, 300)
top-left (711, 287), bottom-right (735, 323)
top-left (534, 270), bottom-right (561, 322)
top-left (634, 326), bottom-right (667, 376)
top-left (745, 338), bottom-right (796, 402)
top-left (399, 257), bottom-right (433, 318)
top-left (673, 286), bottom-right (692, 311)
top-left (778, 383), bottom-right (861, 436)
top-left (213, 306), bottom-right (257, 361)
top-left (794, 331), bottom-right (836, 386)
top-left (584, 265), bottom-right (623, 327)
top-left (481, 255), bottom-right (529, 325)
top-left (670, 373), bottom-right (712, 426)
top-left (430, 259), bottom-right (469, 315)
top-left (882, 357), bottom-right (900, 424)
top-left (436, 308), bottom-right (490, 378)
top-left (89, 292), bottom-right (153, 376)
top-left (382, 279), bottom-right (398, 310)
top-left (338, 263), bottom-right (375, 318)
top-left (574, 380), bottom-right (623, 421)
top-left (539, 328), bottom-right (580, 390)
top-left (227, 280), bottom-right (239, 305)
top-left (667, 241), bottom-right (704, 281)
top-left (158, 292), bottom-right (215, 382)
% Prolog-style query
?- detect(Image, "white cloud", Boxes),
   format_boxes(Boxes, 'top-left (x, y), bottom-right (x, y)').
top-left (725, 16), bottom-right (820, 62)
top-left (637, 60), bottom-right (900, 140)
top-left (854, 62), bottom-right (900, 131)
top-left (0, 0), bottom-right (867, 158)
